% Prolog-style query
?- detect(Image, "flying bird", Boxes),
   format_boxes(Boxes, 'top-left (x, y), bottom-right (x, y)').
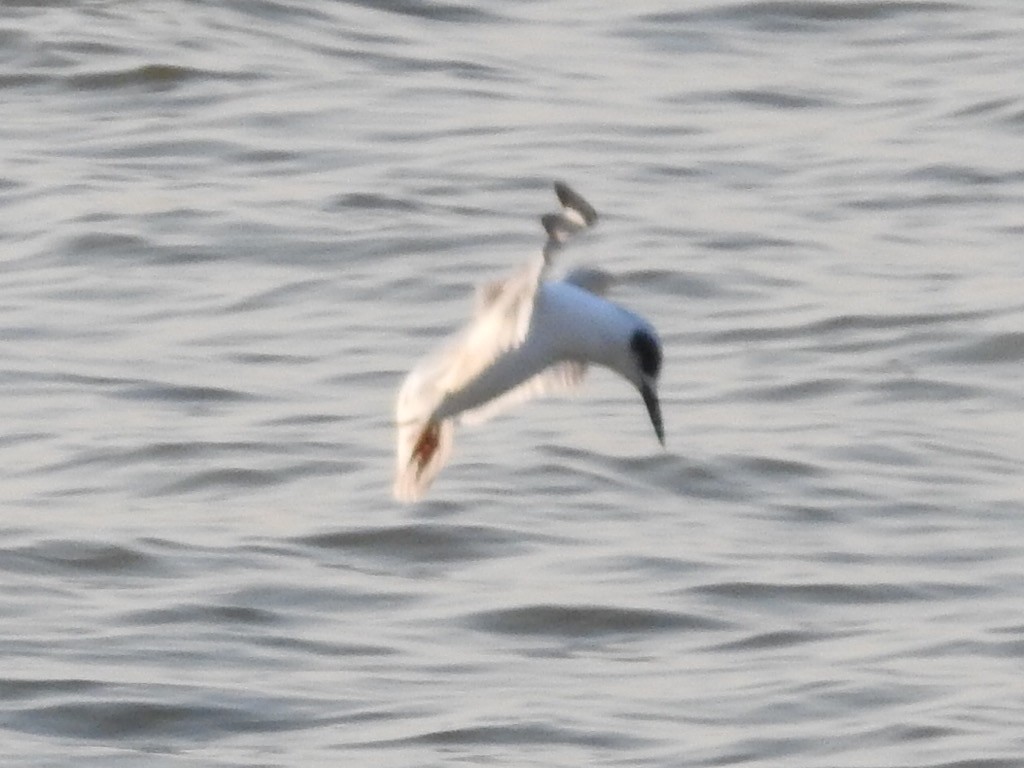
top-left (393, 182), bottom-right (663, 502)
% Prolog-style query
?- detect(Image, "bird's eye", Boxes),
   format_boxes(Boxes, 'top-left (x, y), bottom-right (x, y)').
top-left (630, 330), bottom-right (661, 378)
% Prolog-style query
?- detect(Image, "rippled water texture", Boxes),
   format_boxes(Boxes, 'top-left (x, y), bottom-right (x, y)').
top-left (2, 1), bottom-right (1023, 766)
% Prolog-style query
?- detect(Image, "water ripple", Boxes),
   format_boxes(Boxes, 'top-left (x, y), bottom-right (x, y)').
top-left (296, 523), bottom-right (532, 564)
top-left (468, 604), bottom-right (730, 638)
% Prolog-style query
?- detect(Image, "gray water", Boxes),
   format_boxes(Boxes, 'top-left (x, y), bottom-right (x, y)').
top-left (2, 1), bottom-right (1023, 766)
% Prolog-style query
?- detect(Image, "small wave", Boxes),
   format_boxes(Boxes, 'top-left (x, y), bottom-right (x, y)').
top-left (343, 0), bottom-right (504, 24)
top-left (124, 603), bottom-right (280, 628)
top-left (694, 579), bottom-right (979, 606)
top-left (721, 88), bottom-right (832, 109)
top-left (295, 522), bottom-right (527, 564)
top-left (116, 381), bottom-right (252, 404)
top-left (641, 1), bottom-right (963, 30)
top-left (10, 699), bottom-right (284, 741)
top-left (708, 309), bottom-right (985, 345)
top-left (2, 539), bottom-right (163, 577)
top-left (729, 453), bottom-right (825, 479)
top-left (468, 603), bottom-right (730, 638)
top-left (64, 63), bottom-right (252, 93)
top-left (734, 377), bottom-right (849, 403)
top-left (154, 465), bottom-right (336, 496)
top-left (933, 331), bottom-right (1024, 365)
top-left (713, 628), bottom-right (838, 652)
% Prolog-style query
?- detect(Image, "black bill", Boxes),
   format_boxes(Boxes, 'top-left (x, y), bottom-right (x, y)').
top-left (640, 381), bottom-right (664, 446)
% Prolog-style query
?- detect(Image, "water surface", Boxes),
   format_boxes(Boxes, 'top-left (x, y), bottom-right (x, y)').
top-left (2, 1), bottom-right (1023, 766)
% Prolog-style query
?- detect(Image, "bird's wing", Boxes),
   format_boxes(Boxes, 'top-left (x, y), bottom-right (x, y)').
top-left (475, 180), bottom-right (600, 316)
top-left (396, 255), bottom-right (538, 430)
top-left (394, 182), bottom-right (599, 500)
top-left (428, 180), bottom-right (599, 413)
top-left (393, 259), bottom-right (541, 501)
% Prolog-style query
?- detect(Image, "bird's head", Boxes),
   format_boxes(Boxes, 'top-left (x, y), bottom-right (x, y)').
top-left (627, 327), bottom-right (664, 445)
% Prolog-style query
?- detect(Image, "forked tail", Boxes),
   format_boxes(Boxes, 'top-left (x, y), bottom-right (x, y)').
top-left (393, 417), bottom-right (454, 503)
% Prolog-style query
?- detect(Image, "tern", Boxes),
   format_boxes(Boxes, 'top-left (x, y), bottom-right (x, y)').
top-left (393, 182), bottom-right (663, 502)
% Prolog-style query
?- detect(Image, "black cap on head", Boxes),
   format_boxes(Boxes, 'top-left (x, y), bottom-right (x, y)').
top-left (630, 329), bottom-right (662, 379)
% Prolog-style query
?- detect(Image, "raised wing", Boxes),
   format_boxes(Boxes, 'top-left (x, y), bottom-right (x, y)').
top-left (475, 181), bottom-right (600, 316)
top-left (441, 181), bottom-right (600, 405)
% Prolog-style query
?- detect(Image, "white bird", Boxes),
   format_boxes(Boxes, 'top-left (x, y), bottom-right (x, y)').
top-left (393, 182), bottom-right (663, 503)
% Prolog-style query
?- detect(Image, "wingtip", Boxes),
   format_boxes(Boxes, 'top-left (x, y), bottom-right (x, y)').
top-left (393, 417), bottom-right (454, 504)
top-left (541, 182), bottom-right (599, 258)
top-left (553, 181), bottom-right (598, 226)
